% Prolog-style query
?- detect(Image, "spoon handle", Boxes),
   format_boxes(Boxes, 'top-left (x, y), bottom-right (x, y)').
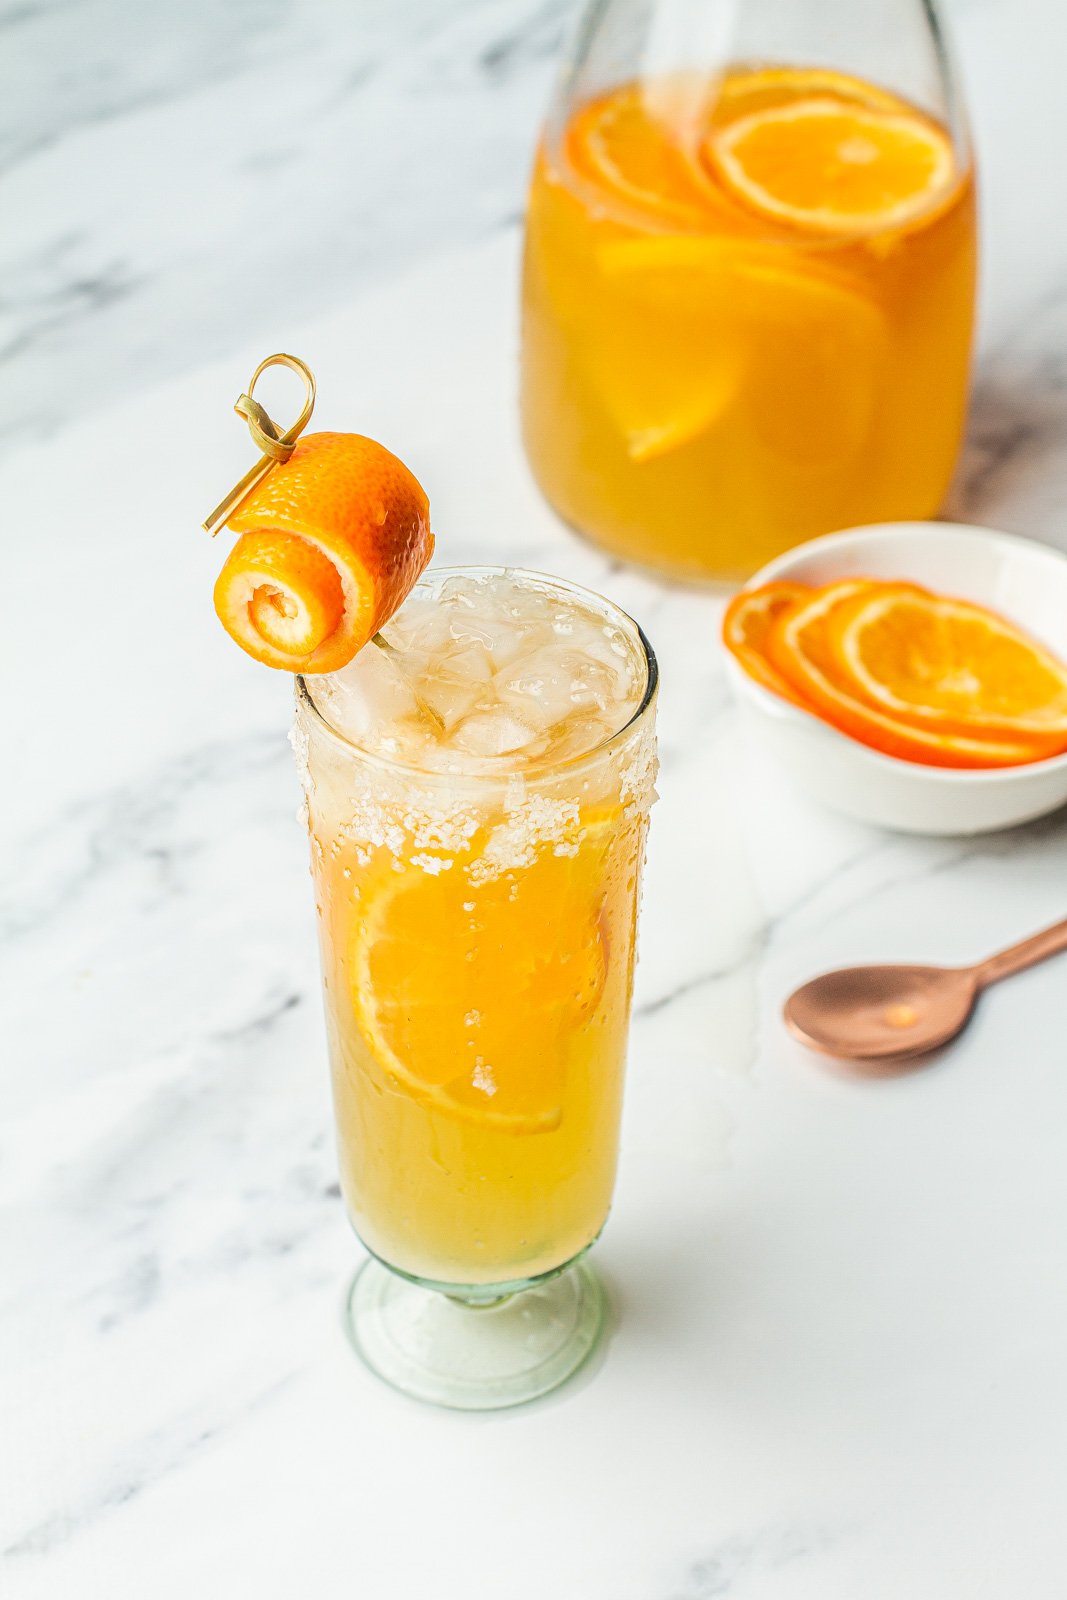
top-left (972, 916), bottom-right (1067, 988)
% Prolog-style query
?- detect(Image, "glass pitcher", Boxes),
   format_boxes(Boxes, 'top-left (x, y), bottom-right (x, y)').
top-left (520, 0), bottom-right (977, 582)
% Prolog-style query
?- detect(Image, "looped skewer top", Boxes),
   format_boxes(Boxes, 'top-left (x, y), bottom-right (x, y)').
top-left (203, 353), bottom-right (317, 535)
top-left (233, 394), bottom-right (290, 461)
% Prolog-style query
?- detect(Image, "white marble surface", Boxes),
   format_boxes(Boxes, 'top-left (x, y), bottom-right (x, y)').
top-left (4, 1), bottom-right (1067, 1596)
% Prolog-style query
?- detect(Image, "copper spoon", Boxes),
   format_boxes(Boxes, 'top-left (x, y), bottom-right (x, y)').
top-left (784, 915), bottom-right (1067, 1062)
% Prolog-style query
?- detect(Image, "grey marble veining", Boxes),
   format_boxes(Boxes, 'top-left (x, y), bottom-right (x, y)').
top-left (1, 0), bottom-right (569, 451)
top-left (4, 1), bottom-right (1067, 1596)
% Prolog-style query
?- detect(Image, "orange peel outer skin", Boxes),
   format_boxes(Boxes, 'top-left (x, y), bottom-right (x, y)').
top-left (214, 432), bottom-right (433, 674)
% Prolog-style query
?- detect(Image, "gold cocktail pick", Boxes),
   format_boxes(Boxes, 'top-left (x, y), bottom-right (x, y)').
top-left (202, 353), bottom-right (317, 536)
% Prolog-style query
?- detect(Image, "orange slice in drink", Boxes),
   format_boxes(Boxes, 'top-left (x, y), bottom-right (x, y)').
top-left (705, 96), bottom-right (956, 234)
top-left (722, 582), bottom-right (811, 706)
top-left (214, 432), bottom-right (432, 673)
top-left (767, 582), bottom-right (1044, 768)
top-left (826, 585), bottom-right (1067, 753)
top-left (349, 822), bottom-right (613, 1135)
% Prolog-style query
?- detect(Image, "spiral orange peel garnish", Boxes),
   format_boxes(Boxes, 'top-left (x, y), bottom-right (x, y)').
top-left (213, 429), bottom-right (433, 674)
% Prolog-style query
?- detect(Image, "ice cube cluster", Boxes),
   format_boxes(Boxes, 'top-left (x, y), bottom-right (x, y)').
top-left (306, 571), bottom-right (647, 773)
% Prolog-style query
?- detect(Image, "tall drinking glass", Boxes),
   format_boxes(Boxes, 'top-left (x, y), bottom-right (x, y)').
top-left (521, 0), bottom-right (977, 581)
top-left (292, 568), bottom-right (658, 1408)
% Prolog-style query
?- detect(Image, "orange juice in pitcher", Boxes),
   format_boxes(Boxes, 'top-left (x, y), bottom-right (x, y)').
top-left (521, 2), bottom-right (976, 580)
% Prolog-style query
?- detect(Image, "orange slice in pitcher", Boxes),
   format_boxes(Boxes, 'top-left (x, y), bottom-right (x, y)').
top-left (590, 236), bottom-right (742, 460)
top-left (214, 432), bottom-right (432, 673)
top-left (705, 97), bottom-right (956, 234)
top-left (826, 585), bottom-right (1067, 752)
top-left (767, 582), bottom-right (1043, 768)
top-left (600, 244), bottom-right (888, 469)
top-left (593, 236), bottom-right (884, 464)
top-left (350, 827), bottom-right (612, 1135)
top-left (722, 582), bottom-right (811, 706)
top-left (711, 67), bottom-right (906, 123)
top-left (567, 83), bottom-right (710, 225)
top-left (728, 256), bottom-right (888, 464)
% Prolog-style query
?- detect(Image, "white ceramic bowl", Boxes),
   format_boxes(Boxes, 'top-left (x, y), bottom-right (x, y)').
top-left (724, 522), bottom-right (1067, 835)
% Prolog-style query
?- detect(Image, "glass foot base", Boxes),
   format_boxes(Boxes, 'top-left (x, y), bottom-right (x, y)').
top-left (344, 1256), bottom-right (605, 1410)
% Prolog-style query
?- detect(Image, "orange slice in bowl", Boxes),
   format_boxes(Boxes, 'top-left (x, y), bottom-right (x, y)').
top-left (705, 97), bottom-right (956, 234)
top-left (214, 432), bottom-right (432, 673)
top-left (722, 581), bottom-right (811, 706)
top-left (767, 582), bottom-right (1045, 768)
top-left (826, 585), bottom-right (1067, 754)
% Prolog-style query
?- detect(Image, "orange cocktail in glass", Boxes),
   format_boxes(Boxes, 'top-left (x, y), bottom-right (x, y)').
top-left (294, 567), bottom-right (657, 1407)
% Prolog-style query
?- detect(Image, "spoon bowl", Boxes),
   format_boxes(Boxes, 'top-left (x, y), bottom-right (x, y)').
top-left (784, 964), bottom-right (978, 1060)
top-left (783, 915), bottom-right (1067, 1063)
